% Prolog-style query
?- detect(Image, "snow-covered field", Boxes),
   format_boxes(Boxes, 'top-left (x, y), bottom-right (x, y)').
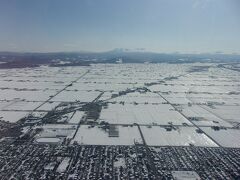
top-left (34, 124), bottom-right (77, 140)
top-left (200, 127), bottom-right (240, 148)
top-left (68, 111), bottom-right (85, 124)
top-left (99, 103), bottom-right (192, 125)
top-left (203, 105), bottom-right (240, 124)
top-left (0, 100), bottom-right (42, 111)
top-left (180, 105), bottom-right (233, 127)
top-left (141, 126), bottom-right (218, 147)
top-left (72, 125), bottom-right (142, 145)
top-left (51, 90), bottom-right (100, 102)
top-left (105, 91), bottom-right (167, 104)
top-left (0, 63), bottom-right (239, 147)
top-left (37, 102), bottom-right (61, 111)
top-left (0, 110), bottom-right (29, 123)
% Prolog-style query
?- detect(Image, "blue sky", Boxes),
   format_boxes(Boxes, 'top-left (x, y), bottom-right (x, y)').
top-left (0, 0), bottom-right (239, 53)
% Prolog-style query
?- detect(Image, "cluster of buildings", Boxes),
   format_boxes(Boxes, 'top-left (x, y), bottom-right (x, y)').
top-left (0, 142), bottom-right (239, 179)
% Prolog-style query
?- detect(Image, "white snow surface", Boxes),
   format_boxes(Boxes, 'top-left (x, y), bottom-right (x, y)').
top-left (68, 111), bottom-right (85, 124)
top-left (100, 103), bottom-right (192, 125)
top-left (201, 127), bottom-right (240, 148)
top-left (72, 125), bottom-right (142, 145)
top-left (141, 126), bottom-right (218, 147)
top-left (0, 111), bottom-right (29, 123)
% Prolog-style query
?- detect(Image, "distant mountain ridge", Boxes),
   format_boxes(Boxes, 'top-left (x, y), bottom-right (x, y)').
top-left (0, 49), bottom-right (240, 65)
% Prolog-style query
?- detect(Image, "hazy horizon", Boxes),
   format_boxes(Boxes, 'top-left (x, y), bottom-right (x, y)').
top-left (1, 48), bottom-right (240, 56)
top-left (0, 0), bottom-right (240, 54)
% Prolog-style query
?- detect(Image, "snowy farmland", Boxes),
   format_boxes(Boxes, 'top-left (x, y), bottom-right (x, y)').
top-left (0, 111), bottom-right (29, 123)
top-left (68, 111), bottom-right (85, 124)
top-left (99, 103), bottom-right (192, 125)
top-left (34, 124), bottom-right (77, 143)
top-left (71, 125), bottom-right (143, 145)
top-left (51, 90), bottom-right (101, 102)
top-left (0, 63), bottom-right (239, 147)
top-left (105, 91), bottom-right (167, 104)
top-left (200, 127), bottom-right (240, 148)
top-left (140, 126), bottom-right (218, 147)
top-left (180, 105), bottom-right (233, 127)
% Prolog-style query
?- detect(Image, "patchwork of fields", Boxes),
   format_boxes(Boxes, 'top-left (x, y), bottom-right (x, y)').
top-left (0, 63), bottom-right (239, 148)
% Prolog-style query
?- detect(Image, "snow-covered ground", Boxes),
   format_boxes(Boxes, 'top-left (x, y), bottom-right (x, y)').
top-left (141, 126), bottom-right (218, 147)
top-left (105, 91), bottom-right (166, 104)
top-left (0, 101), bottom-right (42, 111)
top-left (68, 111), bottom-right (85, 124)
top-left (51, 90), bottom-right (100, 102)
top-left (0, 63), bottom-right (239, 147)
top-left (37, 102), bottom-right (61, 111)
top-left (200, 127), bottom-right (240, 148)
top-left (180, 105), bottom-right (233, 127)
top-left (71, 125), bottom-right (142, 145)
top-left (99, 103), bottom-right (192, 125)
top-left (35, 124), bottom-right (77, 139)
top-left (203, 105), bottom-right (240, 124)
top-left (0, 111), bottom-right (29, 123)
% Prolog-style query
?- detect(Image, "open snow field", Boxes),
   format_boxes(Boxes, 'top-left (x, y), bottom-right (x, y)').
top-left (0, 110), bottom-right (29, 123)
top-left (106, 91), bottom-right (167, 104)
top-left (72, 125), bottom-right (142, 145)
top-left (180, 105), bottom-right (233, 127)
top-left (203, 105), bottom-right (240, 125)
top-left (0, 100), bottom-right (42, 111)
top-left (34, 124), bottom-right (77, 141)
top-left (0, 63), bottom-right (239, 147)
top-left (141, 126), bottom-right (218, 147)
top-left (37, 101), bottom-right (61, 111)
top-left (50, 90), bottom-right (101, 102)
top-left (99, 103), bottom-right (192, 125)
top-left (68, 111), bottom-right (85, 124)
top-left (200, 127), bottom-right (240, 148)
